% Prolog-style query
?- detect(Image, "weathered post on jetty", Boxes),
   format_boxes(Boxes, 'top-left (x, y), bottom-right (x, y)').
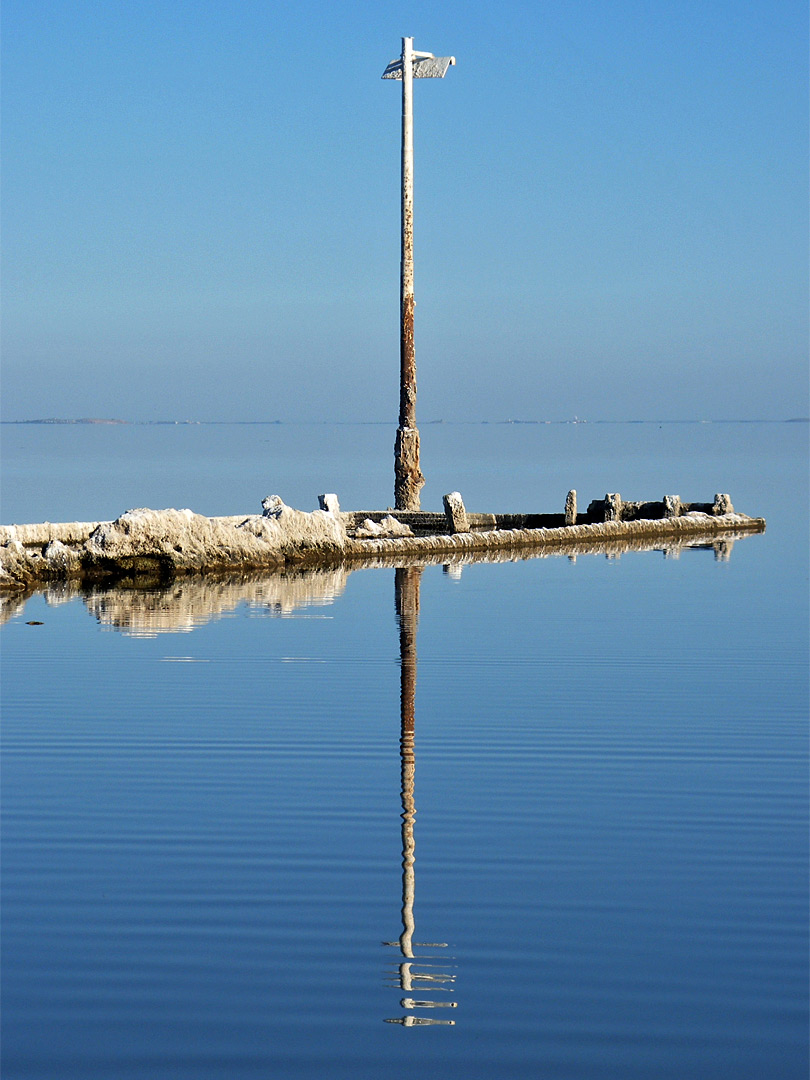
top-left (383, 38), bottom-right (455, 510)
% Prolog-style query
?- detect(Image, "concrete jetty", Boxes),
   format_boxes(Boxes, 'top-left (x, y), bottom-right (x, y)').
top-left (0, 491), bottom-right (765, 591)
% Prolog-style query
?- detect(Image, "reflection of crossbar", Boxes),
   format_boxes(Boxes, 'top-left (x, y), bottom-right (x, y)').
top-left (384, 968), bottom-right (456, 982)
top-left (401, 998), bottom-right (458, 1009)
top-left (403, 970), bottom-right (456, 984)
top-left (384, 960), bottom-right (458, 993)
top-left (382, 941), bottom-right (448, 948)
top-left (384, 1016), bottom-right (456, 1026)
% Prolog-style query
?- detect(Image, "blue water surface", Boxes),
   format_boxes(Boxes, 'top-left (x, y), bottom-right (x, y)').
top-left (1, 422), bottom-right (807, 1079)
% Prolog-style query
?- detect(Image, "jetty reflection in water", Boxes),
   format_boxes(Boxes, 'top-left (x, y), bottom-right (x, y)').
top-left (0, 528), bottom-right (753, 634)
top-left (0, 568), bottom-right (349, 635)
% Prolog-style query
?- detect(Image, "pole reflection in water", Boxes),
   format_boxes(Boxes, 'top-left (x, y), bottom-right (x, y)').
top-left (383, 567), bottom-right (458, 1026)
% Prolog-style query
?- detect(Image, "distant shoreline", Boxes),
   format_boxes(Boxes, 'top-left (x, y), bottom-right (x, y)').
top-left (2, 417), bottom-right (808, 427)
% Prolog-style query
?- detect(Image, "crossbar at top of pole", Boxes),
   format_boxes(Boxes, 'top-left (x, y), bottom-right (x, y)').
top-left (382, 37), bottom-right (455, 512)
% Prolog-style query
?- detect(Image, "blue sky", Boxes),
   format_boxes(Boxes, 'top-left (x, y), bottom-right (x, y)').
top-left (2, 0), bottom-right (807, 421)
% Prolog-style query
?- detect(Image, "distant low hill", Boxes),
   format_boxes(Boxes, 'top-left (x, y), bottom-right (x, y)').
top-left (13, 418), bottom-right (129, 425)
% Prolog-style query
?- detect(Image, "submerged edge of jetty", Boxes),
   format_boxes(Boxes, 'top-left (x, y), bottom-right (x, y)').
top-left (0, 490), bottom-right (765, 591)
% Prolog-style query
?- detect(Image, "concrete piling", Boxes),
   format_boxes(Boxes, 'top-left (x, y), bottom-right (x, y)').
top-left (605, 493), bottom-right (623, 522)
top-left (663, 495), bottom-right (681, 519)
top-left (564, 490), bottom-right (577, 526)
top-left (442, 492), bottom-right (469, 534)
top-left (318, 494), bottom-right (340, 514)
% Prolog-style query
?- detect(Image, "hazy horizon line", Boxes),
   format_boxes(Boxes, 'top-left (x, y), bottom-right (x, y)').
top-left (3, 417), bottom-right (808, 427)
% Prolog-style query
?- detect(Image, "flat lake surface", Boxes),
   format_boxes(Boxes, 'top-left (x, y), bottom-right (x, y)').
top-left (2, 421), bottom-right (808, 1079)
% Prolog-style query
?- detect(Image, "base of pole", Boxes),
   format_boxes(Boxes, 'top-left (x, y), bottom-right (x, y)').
top-left (394, 427), bottom-right (424, 511)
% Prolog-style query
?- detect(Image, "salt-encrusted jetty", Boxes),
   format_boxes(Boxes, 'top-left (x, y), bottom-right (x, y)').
top-left (0, 490), bottom-right (765, 591)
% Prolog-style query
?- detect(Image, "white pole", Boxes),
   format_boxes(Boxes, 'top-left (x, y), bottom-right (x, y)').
top-left (395, 36), bottom-right (424, 510)
top-left (401, 36), bottom-right (414, 334)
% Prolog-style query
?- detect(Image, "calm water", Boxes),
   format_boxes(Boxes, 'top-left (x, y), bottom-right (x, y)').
top-left (1, 422), bottom-right (808, 1079)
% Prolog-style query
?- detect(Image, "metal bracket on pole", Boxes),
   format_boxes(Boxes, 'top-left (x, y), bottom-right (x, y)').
top-left (381, 53), bottom-right (456, 80)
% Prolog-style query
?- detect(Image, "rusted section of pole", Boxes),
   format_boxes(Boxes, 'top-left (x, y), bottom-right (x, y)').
top-left (399, 294), bottom-right (416, 427)
top-left (395, 36), bottom-right (424, 511)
